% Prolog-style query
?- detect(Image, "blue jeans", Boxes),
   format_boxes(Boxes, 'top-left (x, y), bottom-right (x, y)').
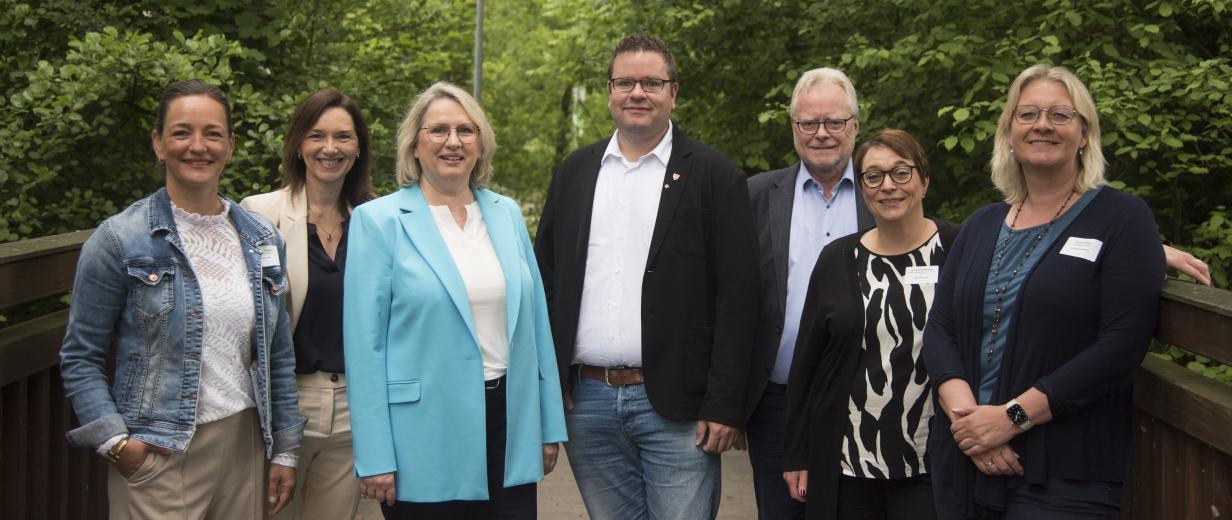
top-left (746, 382), bottom-right (805, 520)
top-left (564, 374), bottom-right (721, 520)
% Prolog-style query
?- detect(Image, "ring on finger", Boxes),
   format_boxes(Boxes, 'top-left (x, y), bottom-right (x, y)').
top-left (985, 460), bottom-right (994, 467)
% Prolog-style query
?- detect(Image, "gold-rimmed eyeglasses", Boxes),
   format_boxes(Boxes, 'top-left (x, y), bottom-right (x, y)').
top-left (421, 123), bottom-right (480, 144)
top-left (1013, 105), bottom-right (1079, 126)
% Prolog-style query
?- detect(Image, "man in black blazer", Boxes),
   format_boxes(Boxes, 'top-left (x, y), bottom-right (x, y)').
top-left (535, 35), bottom-right (759, 519)
top-left (744, 68), bottom-right (874, 519)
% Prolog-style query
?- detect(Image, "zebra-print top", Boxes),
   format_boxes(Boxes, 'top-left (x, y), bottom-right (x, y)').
top-left (840, 231), bottom-right (943, 479)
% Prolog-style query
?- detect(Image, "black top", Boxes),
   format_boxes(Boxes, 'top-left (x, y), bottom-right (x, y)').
top-left (292, 222), bottom-right (348, 374)
top-left (784, 219), bottom-right (960, 520)
top-left (922, 188), bottom-right (1164, 516)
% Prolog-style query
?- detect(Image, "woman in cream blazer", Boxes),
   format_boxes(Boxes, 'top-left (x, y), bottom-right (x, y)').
top-left (241, 89), bottom-right (376, 520)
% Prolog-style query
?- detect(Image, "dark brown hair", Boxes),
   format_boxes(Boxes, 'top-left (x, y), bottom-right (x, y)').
top-left (281, 89), bottom-right (376, 213)
top-left (607, 34), bottom-right (678, 82)
top-left (854, 128), bottom-right (930, 181)
top-left (155, 79), bottom-right (232, 135)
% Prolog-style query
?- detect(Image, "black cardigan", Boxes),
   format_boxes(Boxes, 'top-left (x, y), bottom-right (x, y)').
top-left (922, 187), bottom-right (1164, 516)
top-left (783, 219), bottom-right (961, 520)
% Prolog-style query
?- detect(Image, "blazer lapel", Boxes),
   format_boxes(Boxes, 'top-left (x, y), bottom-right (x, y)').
top-left (284, 188), bottom-right (309, 330)
top-left (572, 144), bottom-right (604, 263)
top-left (646, 126), bottom-right (692, 263)
top-left (475, 189), bottom-right (523, 345)
top-left (395, 185), bottom-right (480, 344)
top-left (854, 182), bottom-right (875, 231)
top-left (769, 165), bottom-right (796, 313)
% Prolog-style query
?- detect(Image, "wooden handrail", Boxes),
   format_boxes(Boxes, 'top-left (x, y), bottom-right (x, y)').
top-left (0, 229), bottom-right (93, 310)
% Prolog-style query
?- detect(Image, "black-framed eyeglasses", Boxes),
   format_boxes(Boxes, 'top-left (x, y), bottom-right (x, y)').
top-left (609, 77), bottom-right (675, 93)
top-left (1013, 104), bottom-right (1079, 126)
top-left (421, 123), bottom-right (480, 144)
top-left (860, 165), bottom-right (916, 188)
top-left (794, 115), bottom-right (857, 135)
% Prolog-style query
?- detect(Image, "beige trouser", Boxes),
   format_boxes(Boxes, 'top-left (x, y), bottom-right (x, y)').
top-left (109, 408), bottom-right (263, 520)
top-left (274, 372), bottom-right (360, 520)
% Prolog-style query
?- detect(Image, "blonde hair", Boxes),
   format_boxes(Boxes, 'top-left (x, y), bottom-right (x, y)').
top-left (395, 82), bottom-right (497, 187)
top-left (790, 68), bottom-right (859, 119)
top-left (990, 64), bottom-right (1105, 203)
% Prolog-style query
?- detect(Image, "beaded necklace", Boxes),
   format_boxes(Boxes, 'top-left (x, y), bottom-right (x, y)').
top-left (986, 190), bottom-right (1076, 362)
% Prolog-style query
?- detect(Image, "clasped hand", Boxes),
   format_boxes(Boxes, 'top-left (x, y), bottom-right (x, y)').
top-left (950, 404), bottom-right (1019, 457)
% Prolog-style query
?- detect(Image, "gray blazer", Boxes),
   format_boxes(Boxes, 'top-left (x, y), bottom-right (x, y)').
top-left (744, 162), bottom-right (874, 417)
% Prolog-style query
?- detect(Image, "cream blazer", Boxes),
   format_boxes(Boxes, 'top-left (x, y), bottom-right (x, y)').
top-left (240, 187), bottom-right (309, 331)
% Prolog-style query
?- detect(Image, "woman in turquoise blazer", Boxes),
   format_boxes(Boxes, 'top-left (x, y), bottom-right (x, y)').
top-left (343, 83), bottom-right (566, 518)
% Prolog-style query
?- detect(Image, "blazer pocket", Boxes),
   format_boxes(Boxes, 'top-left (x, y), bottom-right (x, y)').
top-left (387, 380), bottom-right (422, 404)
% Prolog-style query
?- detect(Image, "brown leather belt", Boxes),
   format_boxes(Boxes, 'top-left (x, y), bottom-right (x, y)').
top-left (577, 364), bottom-right (645, 386)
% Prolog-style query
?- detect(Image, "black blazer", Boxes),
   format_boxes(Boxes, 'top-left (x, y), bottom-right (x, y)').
top-left (744, 163), bottom-right (874, 417)
top-left (534, 125), bottom-right (761, 427)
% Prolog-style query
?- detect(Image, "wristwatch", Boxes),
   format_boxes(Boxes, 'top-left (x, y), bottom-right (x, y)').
top-left (1006, 399), bottom-right (1033, 431)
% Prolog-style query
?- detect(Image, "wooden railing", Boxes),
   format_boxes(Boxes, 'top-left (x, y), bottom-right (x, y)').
top-left (0, 230), bottom-right (106, 519)
top-left (1122, 281), bottom-right (1232, 519)
top-left (2, 230), bottom-right (1230, 518)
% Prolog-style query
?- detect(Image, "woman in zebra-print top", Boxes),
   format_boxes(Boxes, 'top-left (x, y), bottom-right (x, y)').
top-left (784, 129), bottom-right (958, 520)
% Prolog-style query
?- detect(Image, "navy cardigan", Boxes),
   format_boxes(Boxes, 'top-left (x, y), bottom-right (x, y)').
top-left (922, 187), bottom-right (1165, 515)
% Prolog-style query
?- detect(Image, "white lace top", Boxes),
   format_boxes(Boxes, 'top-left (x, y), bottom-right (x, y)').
top-left (172, 200), bottom-right (257, 424)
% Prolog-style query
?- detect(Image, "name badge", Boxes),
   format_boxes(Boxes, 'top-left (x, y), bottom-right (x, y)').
top-left (259, 245), bottom-right (281, 268)
top-left (904, 265), bottom-right (939, 285)
top-left (1059, 237), bottom-right (1102, 262)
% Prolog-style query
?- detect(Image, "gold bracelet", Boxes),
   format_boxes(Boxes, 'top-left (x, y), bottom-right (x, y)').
top-left (102, 437), bottom-right (129, 463)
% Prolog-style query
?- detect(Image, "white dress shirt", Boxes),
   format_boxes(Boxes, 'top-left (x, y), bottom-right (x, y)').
top-left (573, 123), bottom-right (674, 367)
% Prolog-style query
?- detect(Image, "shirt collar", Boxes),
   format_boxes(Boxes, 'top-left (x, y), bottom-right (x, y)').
top-left (796, 159), bottom-right (855, 193)
top-left (603, 121), bottom-right (674, 166)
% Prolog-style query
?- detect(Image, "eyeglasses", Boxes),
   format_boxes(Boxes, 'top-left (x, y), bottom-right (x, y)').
top-left (609, 77), bottom-right (675, 93)
top-left (860, 165), bottom-right (916, 189)
top-left (1013, 105), bottom-right (1079, 126)
top-left (421, 123), bottom-right (480, 144)
top-left (794, 116), bottom-right (857, 135)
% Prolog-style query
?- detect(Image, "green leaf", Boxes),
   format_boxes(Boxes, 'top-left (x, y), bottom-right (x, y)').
top-left (953, 108), bottom-right (970, 122)
top-left (943, 136), bottom-right (959, 150)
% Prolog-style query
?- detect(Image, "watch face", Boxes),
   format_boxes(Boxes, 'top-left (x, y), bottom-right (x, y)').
top-left (1007, 403), bottom-right (1029, 425)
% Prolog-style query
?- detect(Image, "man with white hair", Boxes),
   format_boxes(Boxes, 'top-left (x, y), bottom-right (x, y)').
top-left (745, 68), bottom-right (873, 519)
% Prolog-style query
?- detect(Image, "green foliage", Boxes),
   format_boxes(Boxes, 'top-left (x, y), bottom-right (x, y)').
top-left (1150, 342), bottom-right (1232, 386)
top-left (0, 28), bottom-right (280, 240)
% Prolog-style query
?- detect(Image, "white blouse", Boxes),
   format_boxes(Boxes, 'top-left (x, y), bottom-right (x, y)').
top-left (430, 202), bottom-right (509, 381)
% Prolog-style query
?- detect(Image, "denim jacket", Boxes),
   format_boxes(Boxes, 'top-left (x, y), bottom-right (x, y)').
top-left (60, 188), bottom-right (305, 456)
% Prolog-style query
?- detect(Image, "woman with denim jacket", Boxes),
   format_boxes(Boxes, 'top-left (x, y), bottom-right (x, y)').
top-left (241, 89), bottom-right (377, 519)
top-left (59, 79), bottom-right (306, 520)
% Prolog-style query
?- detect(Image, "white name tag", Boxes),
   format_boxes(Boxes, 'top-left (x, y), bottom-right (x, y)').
top-left (1059, 237), bottom-right (1103, 262)
top-left (259, 245), bottom-right (281, 268)
top-left (904, 265), bottom-right (939, 285)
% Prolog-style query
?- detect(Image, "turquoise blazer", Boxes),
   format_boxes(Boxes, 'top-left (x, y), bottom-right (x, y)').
top-left (343, 184), bottom-right (567, 502)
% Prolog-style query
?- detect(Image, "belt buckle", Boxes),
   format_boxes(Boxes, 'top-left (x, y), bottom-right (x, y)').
top-left (604, 366), bottom-right (627, 386)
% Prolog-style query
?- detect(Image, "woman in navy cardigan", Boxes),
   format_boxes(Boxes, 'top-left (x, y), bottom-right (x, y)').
top-left (923, 64), bottom-right (1165, 519)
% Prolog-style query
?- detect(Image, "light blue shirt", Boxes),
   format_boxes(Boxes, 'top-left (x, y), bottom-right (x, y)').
top-left (770, 161), bottom-right (859, 384)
